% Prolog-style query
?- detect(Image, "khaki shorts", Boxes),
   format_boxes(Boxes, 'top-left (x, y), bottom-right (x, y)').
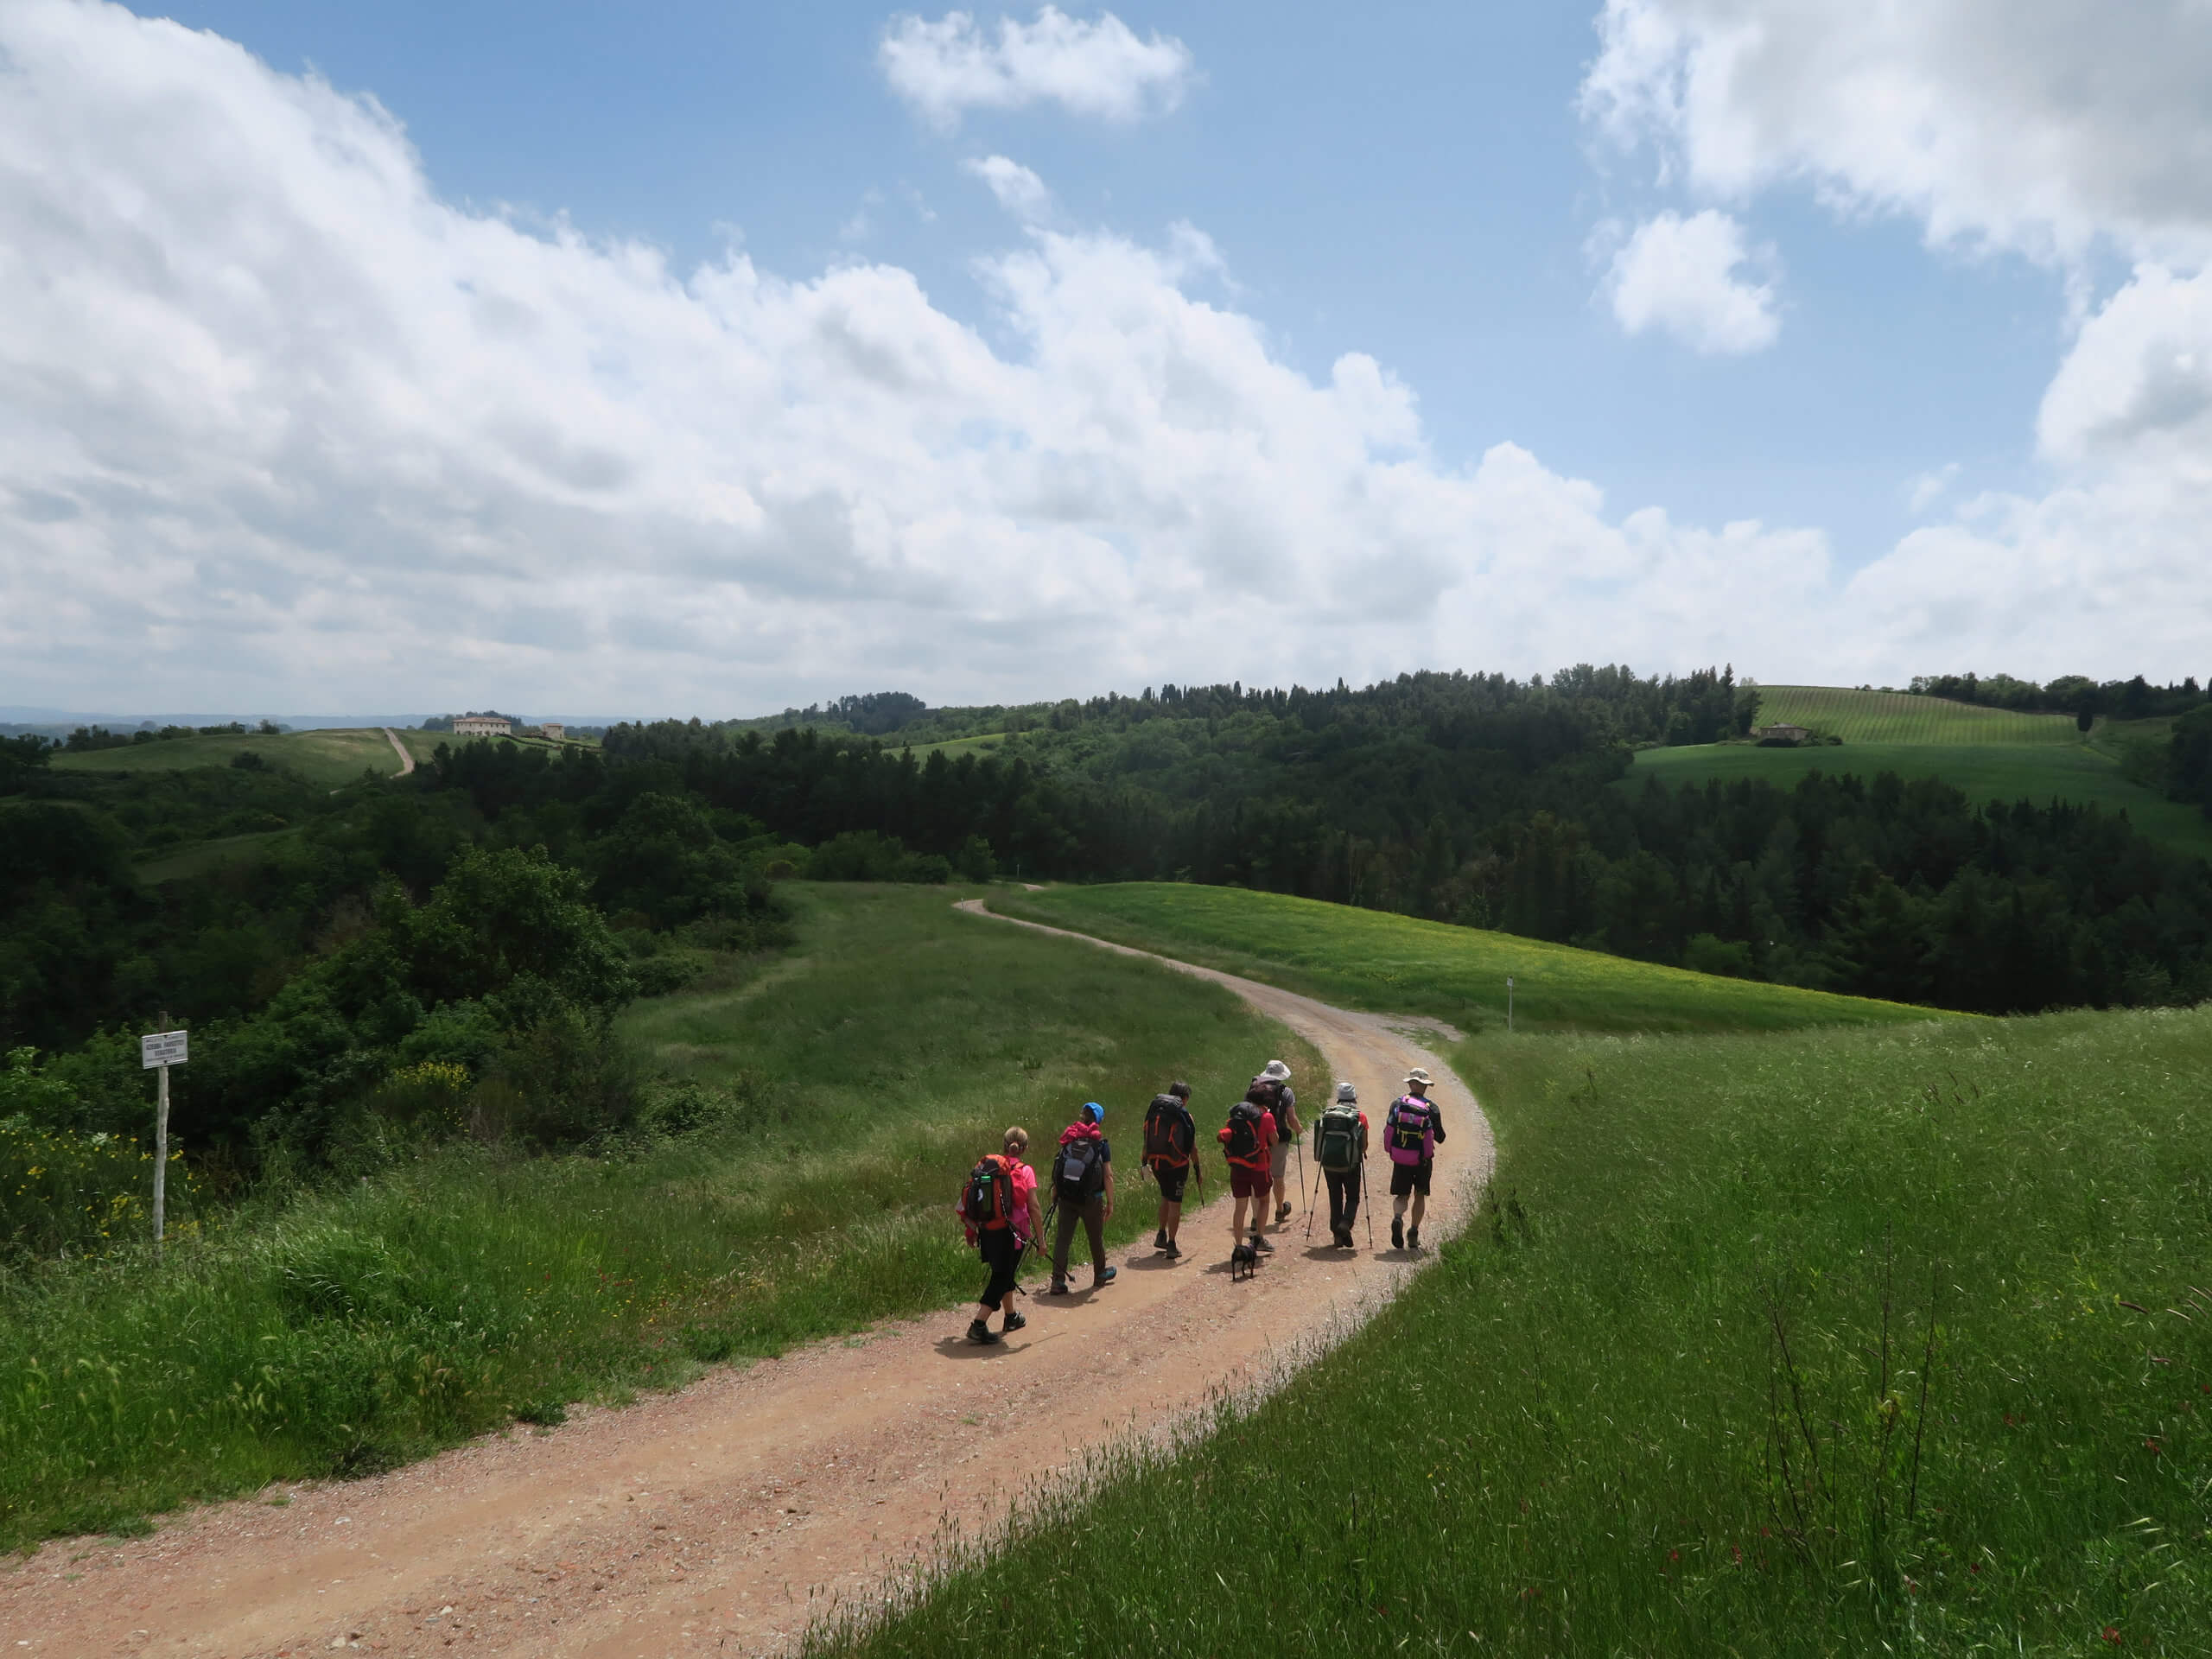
top-left (1268, 1137), bottom-right (1291, 1185)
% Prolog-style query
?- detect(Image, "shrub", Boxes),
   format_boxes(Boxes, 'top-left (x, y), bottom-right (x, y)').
top-left (0, 1116), bottom-right (187, 1257)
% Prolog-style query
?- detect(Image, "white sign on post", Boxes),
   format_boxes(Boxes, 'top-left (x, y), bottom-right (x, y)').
top-left (141, 1028), bottom-right (188, 1249)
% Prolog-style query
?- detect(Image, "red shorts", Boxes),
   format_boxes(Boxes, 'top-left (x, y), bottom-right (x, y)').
top-left (1230, 1162), bottom-right (1269, 1199)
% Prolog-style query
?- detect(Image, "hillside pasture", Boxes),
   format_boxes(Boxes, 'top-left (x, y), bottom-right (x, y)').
top-left (991, 882), bottom-right (1943, 1033)
top-left (51, 728), bottom-right (415, 789)
top-left (1628, 739), bottom-right (2212, 857)
top-left (821, 1003), bottom-right (2212, 1656)
top-left (1753, 684), bottom-right (2079, 744)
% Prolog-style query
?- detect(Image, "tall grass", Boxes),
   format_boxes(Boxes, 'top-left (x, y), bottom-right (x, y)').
top-left (812, 1005), bottom-right (2212, 1656)
top-left (994, 882), bottom-right (1943, 1033)
top-left (0, 884), bottom-right (1322, 1548)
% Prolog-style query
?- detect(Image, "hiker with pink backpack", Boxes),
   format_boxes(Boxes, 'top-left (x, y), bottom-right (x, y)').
top-left (958, 1127), bottom-right (1044, 1344)
top-left (1384, 1068), bottom-right (1447, 1252)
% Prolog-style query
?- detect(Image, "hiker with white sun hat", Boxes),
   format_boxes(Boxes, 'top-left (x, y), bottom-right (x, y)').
top-left (1383, 1066), bottom-right (1446, 1253)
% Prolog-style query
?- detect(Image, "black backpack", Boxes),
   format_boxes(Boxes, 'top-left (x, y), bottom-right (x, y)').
top-left (1224, 1099), bottom-right (1264, 1162)
top-left (1054, 1133), bottom-right (1108, 1201)
top-left (1143, 1095), bottom-right (1195, 1166)
top-left (962, 1154), bottom-right (1014, 1233)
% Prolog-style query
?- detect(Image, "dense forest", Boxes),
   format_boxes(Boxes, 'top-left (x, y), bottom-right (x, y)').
top-left (4, 665), bottom-right (2209, 1193)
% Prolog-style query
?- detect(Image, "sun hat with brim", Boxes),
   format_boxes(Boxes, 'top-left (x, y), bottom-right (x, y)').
top-left (1261, 1059), bottom-right (1292, 1082)
top-left (1404, 1068), bottom-right (1433, 1087)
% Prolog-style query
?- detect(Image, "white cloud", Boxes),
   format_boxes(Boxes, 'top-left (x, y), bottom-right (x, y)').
top-left (963, 154), bottom-right (1053, 222)
top-left (1905, 463), bottom-right (1959, 513)
top-left (0, 0), bottom-right (2196, 720)
top-left (1581, 0), bottom-right (2212, 267)
top-left (1605, 209), bottom-right (1778, 353)
top-left (880, 6), bottom-right (1194, 130)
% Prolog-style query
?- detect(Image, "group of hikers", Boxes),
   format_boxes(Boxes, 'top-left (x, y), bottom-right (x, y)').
top-left (957, 1058), bottom-right (1448, 1344)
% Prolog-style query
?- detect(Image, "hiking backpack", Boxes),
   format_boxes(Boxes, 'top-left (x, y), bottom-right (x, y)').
top-left (1143, 1094), bottom-right (1194, 1166)
top-left (1223, 1098), bottom-right (1265, 1164)
top-left (1055, 1133), bottom-right (1108, 1202)
top-left (1314, 1103), bottom-right (1363, 1174)
top-left (962, 1154), bottom-right (1014, 1233)
top-left (1384, 1096), bottom-right (1433, 1166)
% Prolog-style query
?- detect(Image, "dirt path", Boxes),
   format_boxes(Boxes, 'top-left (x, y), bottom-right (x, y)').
top-left (3, 905), bottom-right (1493, 1659)
top-left (381, 728), bottom-right (416, 778)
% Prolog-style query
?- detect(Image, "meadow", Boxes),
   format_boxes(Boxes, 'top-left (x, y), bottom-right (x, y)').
top-left (0, 884), bottom-right (1318, 1548)
top-left (991, 882), bottom-right (1942, 1034)
top-left (51, 727), bottom-right (416, 790)
top-left (1752, 685), bottom-right (2079, 745)
top-left (816, 998), bottom-right (2212, 1657)
top-left (1628, 740), bottom-right (2212, 857)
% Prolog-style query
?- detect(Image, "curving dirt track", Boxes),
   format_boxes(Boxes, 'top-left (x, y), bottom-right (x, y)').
top-left (3, 903), bottom-right (1492, 1658)
top-left (381, 728), bottom-right (416, 778)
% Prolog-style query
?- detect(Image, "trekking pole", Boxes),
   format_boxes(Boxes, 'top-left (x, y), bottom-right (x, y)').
top-left (1360, 1161), bottom-right (1374, 1249)
top-left (1305, 1155), bottom-right (1321, 1239)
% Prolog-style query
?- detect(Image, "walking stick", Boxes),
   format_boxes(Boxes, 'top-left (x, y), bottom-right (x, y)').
top-left (1360, 1160), bottom-right (1374, 1249)
top-left (1305, 1153), bottom-right (1324, 1239)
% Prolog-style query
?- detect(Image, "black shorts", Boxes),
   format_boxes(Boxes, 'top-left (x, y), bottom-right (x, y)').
top-left (1151, 1162), bottom-right (1189, 1203)
top-left (1388, 1160), bottom-right (1433, 1198)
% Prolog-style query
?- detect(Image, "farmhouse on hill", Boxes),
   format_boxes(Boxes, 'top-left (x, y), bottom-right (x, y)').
top-left (453, 715), bottom-right (512, 737)
top-left (1754, 722), bottom-right (1812, 745)
top-left (537, 722), bottom-right (565, 740)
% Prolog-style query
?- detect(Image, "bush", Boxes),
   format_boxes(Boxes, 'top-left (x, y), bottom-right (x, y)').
top-left (806, 830), bottom-right (952, 884)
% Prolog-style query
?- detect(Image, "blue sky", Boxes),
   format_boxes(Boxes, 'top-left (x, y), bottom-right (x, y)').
top-left (1, 1), bottom-right (2206, 715)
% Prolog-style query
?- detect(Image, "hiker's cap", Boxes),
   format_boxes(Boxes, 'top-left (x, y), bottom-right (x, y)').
top-left (1404, 1067), bottom-right (1433, 1087)
top-left (1082, 1101), bottom-right (1104, 1123)
top-left (1260, 1059), bottom-right (1292, 1082)
top-left (1335, 1081), bottom-right (1357, 1103)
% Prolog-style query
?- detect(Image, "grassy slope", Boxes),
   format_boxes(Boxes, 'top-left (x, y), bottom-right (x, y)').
top-left (991, 882), bottom-right (1943, 1033)
top-left (1755, 685), bottom-right (2078, 745)
top-left (1630, 740), bottom-right (2212, 856)
top-left (1630, 686), bottom-right (2212, 857)
top-left (820, 995), bottom-right (2212, 1656)
top-left (0, 884), bottom-right (1320, 1547)
top-left (899, 731), bottom-right (1012, 760)
top-left (134, 827), bottom-right (301, 884)
top-left (52, 728), bottom-right (412, 789)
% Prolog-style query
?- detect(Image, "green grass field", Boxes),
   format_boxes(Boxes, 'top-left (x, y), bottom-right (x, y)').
top-left (817, 995), bottom-right (2212, 1657)
top-left (1629, 739), bottom-right (2212, 856)
top-left (133, 827), bottom-right (300, 884)
top-left (991, 882), bottom-right (1942, 1034)
top-left (0, 885), bottom-right (1319, 1547)
top-left (1754, 685), bottom-right (2079, 745)
top-left (900, 731), bottom-right (1012, 760)
top-left (51, 728), bottom-right (416, 789)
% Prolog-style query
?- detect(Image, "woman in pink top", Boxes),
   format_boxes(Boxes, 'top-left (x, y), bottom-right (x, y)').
top-left (963, 1127), bottom-right (1043, 1344)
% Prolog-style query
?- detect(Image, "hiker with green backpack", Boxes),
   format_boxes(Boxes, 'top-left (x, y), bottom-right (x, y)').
top-left (1311, 1081), bottom-right (1369, 1249)
top-left (1046, 1103), bottom-right (1119, 1294)
top-left (957, 1126), bottom-right (1043, 1344)
top-left (1141, 1082), bottom-right (1200, 1258)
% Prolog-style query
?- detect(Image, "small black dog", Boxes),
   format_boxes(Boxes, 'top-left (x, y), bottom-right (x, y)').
top-left (1229, 1241), bottom-right (1258, 1281)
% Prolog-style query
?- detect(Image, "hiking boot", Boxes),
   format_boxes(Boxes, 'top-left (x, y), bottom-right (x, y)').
top-left (1154, 1227), bottom-right (1168, 1249)
top-left (1390, 1216), bottom-right (1404, 1250)
top-left (1336, 1228), bottom-right (1354, 1249)
top-left (1046, 1279), bottom-right (1071, 1296)
top-left (1162, 1238), bottom-right (1181, 1259)
top-left (1275, 1201), bottom-right (1292, 1224)
top-left (1249, 1233), bottom-right (1274, 1253)
top-left (1407, 1226), bottom-right (1421, 1252)
top-left (1001, 1308), bottom-right (1027, 1333)
top-left (967, 1319), bottom-right (1001, 1345)
top-left (1093, 1265), bottom-right (1118, 1287)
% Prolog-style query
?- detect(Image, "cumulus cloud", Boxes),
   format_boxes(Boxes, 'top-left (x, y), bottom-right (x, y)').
top-left (880, 6), bottom-right (1194, 129)
top-left (0, 0), bottom-right (2193, 717)
top-left (1605, 210), bottom-right (1778, 353)
top-left (963, 154), bottom-right (1053, 221)
top-left (1580, 0), bottom-right (2212, 267)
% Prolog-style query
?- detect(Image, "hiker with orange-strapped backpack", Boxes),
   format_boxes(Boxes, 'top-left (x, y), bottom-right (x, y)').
top-left (1385, 1069), bottom-right (1448, 1253)
top-left (1218, 1084), bottom-right (1277, 1268)
top-left (1141, 1081), bottom-right (1201, 1258)
top-left (958, 1126), bottom-right (1043, 1344)
top-left (1046, 1103), bottom-right (1119, 1295)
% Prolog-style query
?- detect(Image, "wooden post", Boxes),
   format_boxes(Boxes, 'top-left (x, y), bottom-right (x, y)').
top-left (153, 1007), bottom-right (169, 1252)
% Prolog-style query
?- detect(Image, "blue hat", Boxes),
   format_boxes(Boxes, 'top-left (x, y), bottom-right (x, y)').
top-left (1082, 1102), bottom-right (1104, 1122)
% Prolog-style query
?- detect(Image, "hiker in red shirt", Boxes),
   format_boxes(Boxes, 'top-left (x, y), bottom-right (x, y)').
top-left (1218, 1084), bottom-right (1277, 1261)
top-left (958, 1127), bottom-right (1042, 1345)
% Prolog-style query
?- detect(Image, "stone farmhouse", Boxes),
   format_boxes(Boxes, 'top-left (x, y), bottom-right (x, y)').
top-left (1754, 722), bottom-right (1812, 745)
top-left (452, 715), bottom-right (512, 738)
